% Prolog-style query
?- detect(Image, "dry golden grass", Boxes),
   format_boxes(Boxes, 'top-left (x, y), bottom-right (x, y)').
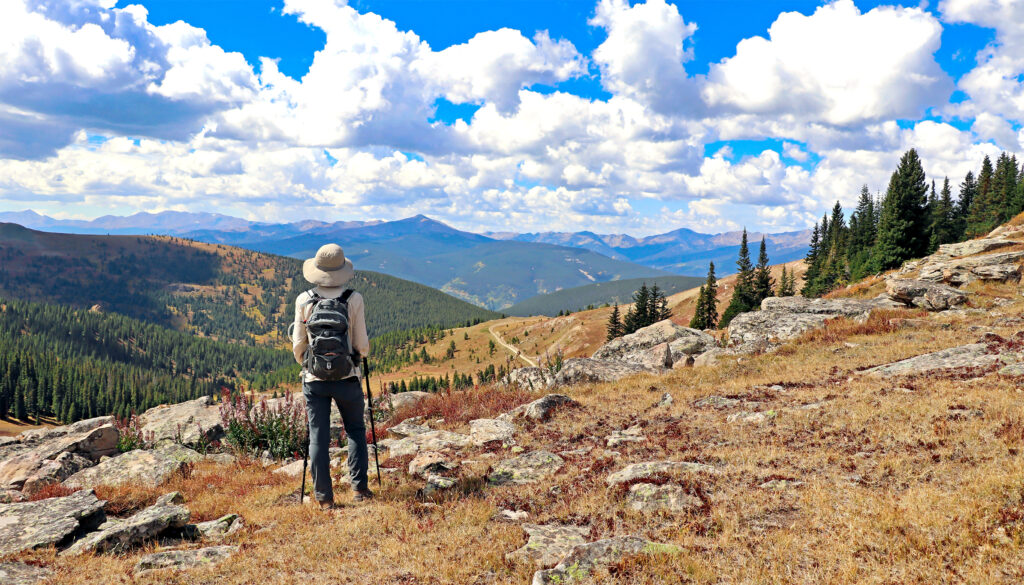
top-left (11, 280), bottom-right (1024, 584)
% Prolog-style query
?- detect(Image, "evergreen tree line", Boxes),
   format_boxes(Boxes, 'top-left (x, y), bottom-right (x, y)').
top-left (384, 363), bottom-right (510, 395)
top-left (606, 283), bottom-right (673, 340)
top-left (802, 149), bottom-right (1024, 297)
top-left (0, 297), bottom-right (298, 424)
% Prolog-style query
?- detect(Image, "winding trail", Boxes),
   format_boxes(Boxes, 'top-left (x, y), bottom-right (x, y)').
top-left (489, 324), bottom-right (537, 367)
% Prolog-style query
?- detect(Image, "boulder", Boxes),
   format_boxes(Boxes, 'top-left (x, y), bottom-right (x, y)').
top-left (421, 474), bottom-right (457, 497)
top-left (506, 523), bottom-right (590, 569)
top-left (668, 329), bottom-right (718, 360)
top-left (134, 545), bottom-right (238, 576)
top-left (693, 348), bottom-right (730, 367)
top-left (532, 537), bottom-right (674, 585)
top-left (606, 425), bottom-right (645, 448)
top-left (19, 416), bottom-right (113, 444)
top-left (384, 391), bottom-right (432, 411)
top-left (553, 358), bottom-right (655, 386)
top-left (606, 461), bottom-right (717, 487)
top-left (0, 424), bottom-right (118, 489)
top-left (469, 419), bottom-right (516, 446)
top-left (498, 394), bottom-right (578, 423)
top-left (272, 459), bottom-right (305, 478)
top-left (64, 443), bottom-right (201, 489)
top-left (501, 367), bottom-right (555, 391)
top-left (0, 563), bottom-right (53, 585)
top-left (886, 279), bottom-right (968, 311)
top-left (408, 451), bottom-right (456, 479)
top-left (936, 238), bottom-right (1016, 257)
top-left (495, 509), bottom-right (530, 523)
top-left (62, 495), bottom-right (191, 556)
top-left (138, 396), bottom-right (224, 446)
top-left (627, 483), bottom-right (703, 513)
top-left (22, 452), bottom-right (93, 496)
top-left (194, 514), bottom-right (244, 540)
top-left (0, 489), bottom-right (26, 503)
top-left (488, 451), bottom-right (564, 485)
top-left (593, 320), bottom-right (691, 363)
top-left (728, 296), bottom-right (903, 348)
top-left (916, 249), bottom-right (1024, 285)
top-left (388, 419), bottom-right (432, 439)
top-left (388, 430), bottom-right (471, 458)
top-left (861, 343), bottom-right (1007, 378)
top-left (0, 489), bottom-right (106, 555)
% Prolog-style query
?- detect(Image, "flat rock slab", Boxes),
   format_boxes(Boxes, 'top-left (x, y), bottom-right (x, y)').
top-left (553, 358), bottom-right (655, 386)
top-left (606, 461), bottom-right (717, 486)
top-left (273, 459), bottom-right (305, 478)
top-left (388, 431), bottom-right (471, 458)
top-left (0, 562), bottom-right (53, 585)
top-left (0, 489), bottom-right (106, 555)
top-left (729, 296), bottom-right (903, 348)
top-left (499, 394), bottom-right (578, 423)
top-left (62, 498), bottom-right (191, 556)
top-left (532, 536), bottom-right (676, 585)
top-left (139, 396), bottom-right (224, 446)
top-left (469, 419), bottom-right (516, 446)
top-left (886, 279), bottom-right (968, 311)
top-left (0, 424), bottom-right (119, 490)
top-left (22, 452), bottom-right (93, 496)
top-left (606, 426), bottom-right (645, 448)
top-left (627, 483), bottom-right (703, 513)
top-left (507, 523), bottom-right (590, 569)
top-left (861, 343), bottom-right (1005, 378)
top-left (134, 545), bottom-right (238, 576)
top-left (489, 451), bottom-right (564, 485)
top-left (64, 443), bottom-right (201, 489)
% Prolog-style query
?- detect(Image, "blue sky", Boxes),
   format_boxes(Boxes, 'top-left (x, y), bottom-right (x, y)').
top-left (0, 0), bottom-right (1021, 235)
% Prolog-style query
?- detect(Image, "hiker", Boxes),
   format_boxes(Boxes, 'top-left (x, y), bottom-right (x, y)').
top-left (292, 244), bottom-right (372, 508)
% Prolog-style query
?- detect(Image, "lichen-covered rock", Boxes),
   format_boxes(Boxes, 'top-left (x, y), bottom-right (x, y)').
top-left (506, 523), bottom-right (590, 569)
top-left (62, 496), bottom-right (190, 556)
top-left (553, 358), bottom-right (655, 386)
top-left (388, 419), bottom-right (432, 439)
top-left (532, 537), bottom-right (675, 585)
top-left (627, 483), bottom-right (703, 513)
top-left (469, 418), bottom-right (516, 446)
top-left (0, 489), bottom-right (106, 555)
top-left (64, 443), bottom-right (201, 489)
top-left (22, 452), bottom-right (93, 496)
top-left (383, 391), bottom-right (432, 411)
top-left (668, 329), bottom-right (718, 362)
top-left (194, 514), bottom-right (244, 540)
top-left (0, 424), bottom-right (118, 490)
top-left (421, 474), bottom-right (457, 497)
top-left (0, 562), bottom-right (53, 585)
top-left (134, 545), bottom-right (238, 576)
top-left (501, 367), bottom-right (555, 391)
top-left (693, 347), bottom-right (730, 367)
top-left (19, 416), bottom-right (114, 444)
top-left (606, 425), bottom-right (645, 448)
top-left (499, 394), bottom-right (578, 423)
top-left (862, 342), bottom-right (1017, 378)
top-left (388, 430), bottom-right (471, 458)
top-left (593, 320), bottom-right (692, 362)
top-left (606, 461), bottom-right (717, 486)
top-left (489, 451), bottom-right (564, 485)
top-left (886, 279), bottom-right (968, 311)
top-left (728, 296), bottom-right (903, 348)
top-left (408, 451), bottom-right (456, 479)
top-left (138, 396), bottom-right (224, 447)
top-left (914, 246), bottom-right (1024, 285)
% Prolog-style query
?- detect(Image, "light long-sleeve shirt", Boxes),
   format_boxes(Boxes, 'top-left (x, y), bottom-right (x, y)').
top-left (292, 286), bottom-right (370, 383)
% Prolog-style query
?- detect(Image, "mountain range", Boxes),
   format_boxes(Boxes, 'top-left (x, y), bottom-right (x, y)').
top-left (0, 210), bottom-right (810, 310)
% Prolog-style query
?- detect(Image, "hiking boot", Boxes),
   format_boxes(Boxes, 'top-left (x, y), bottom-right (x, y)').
top-left (353, 489), bottom-right (374, 502)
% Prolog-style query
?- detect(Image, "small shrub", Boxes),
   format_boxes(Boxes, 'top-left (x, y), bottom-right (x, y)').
top-left (114, 413), bottom-right (153, 452)
top-left (219, 389), bottom-right (308, 460)
top-left (27, 484), bottom-right (81, 502)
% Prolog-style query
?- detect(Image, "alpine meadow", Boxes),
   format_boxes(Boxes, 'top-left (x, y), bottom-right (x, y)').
top-left (3, 1), bottom-right (1024, 584)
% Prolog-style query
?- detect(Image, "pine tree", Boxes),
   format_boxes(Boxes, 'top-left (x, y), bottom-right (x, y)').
top-left (954, 171), bottom-right (977, 240)
top-left (623, 283), bottom-right (650, 334)
top-left (689, 262), bottom-right (718, 329)
top-left (720, 230), bottom-right (756, 328)
top-left (929, 177), bottom-right (956, 251)
top-left (606, 305), bottom-right (624, 341)
top-left (14, 383), bottom-right (27, 422)
top-left (801, 223), bottom-right (821, 295)
top-left (848, 185), bottom-right (877, 279)
top-left (967, 155), bottom-right (995, 236)
top-left (752, 237), bottom-right (774, 305)
top-left (777, 266), bottom-right (796, 296)
top-left (870, 149), bottom-right (929, 271)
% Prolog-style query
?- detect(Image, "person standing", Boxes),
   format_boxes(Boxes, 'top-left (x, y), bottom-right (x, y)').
top-left (292, 243), bottom-right (372, 508)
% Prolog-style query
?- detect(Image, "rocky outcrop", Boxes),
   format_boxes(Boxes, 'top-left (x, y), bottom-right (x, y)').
top-left (0, 563), bottom-right (53, 585)
top-left (886, 279), bottom-right (968, 311)
top-left (499, 394), bottom-right (578, 423)
top-left (388, 430), bottom-right (471, 458)
top-left (22, 452), bottom-right (92, 496)
top-left (728, 296), bottom-right (902, 348)
top-left (592, 319), bottom-right (715, 369)
top-left (489, 451), bottom-right (564, 485)
top-left (62, 494), bottom-right (191, 556)
top-left (408, 451), bottom-right (456, 479)
top-left (388, 419), bottom-right (432, 439)
top-left (606, 461), bottom-right (717, 486)
top-left (138, 396), bottom-right (224, 446)
top-left (907, 238), bottom-right (1024, 285)
top-left (469, 418), bottom-right (516, 446)
top-left (501, 367), bottom-right (555, 391)
top-left (193, 514), bottom-right (244, 540)
top-left (532, 536), bottom-right (675, 585)
top-left (553, 358), bottom-right (656, 386)
top-left (0, 424), bottom-right (118, 490)
top-left (627, 483), bottom-right (703, 513)
top-left (421, 474), bottom-right (457, 496)
top-left (64, 442), bottom-right (201, 489)
top-left (134, 545), bottom-right (238, 576)
top-left (507, 523), bottom-right (590, 569)
top-left (606, 425), bottom-right (645, 448)
top-left (861, 342), bottom-right (1017, 378)
top-left (0, 489), bottom-right (106, 555)
top-left (383, 391), bottom-right (432, 411)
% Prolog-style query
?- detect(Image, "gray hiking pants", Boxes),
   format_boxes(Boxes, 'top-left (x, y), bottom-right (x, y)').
top-left (303, 378), bottom-right (368, 502)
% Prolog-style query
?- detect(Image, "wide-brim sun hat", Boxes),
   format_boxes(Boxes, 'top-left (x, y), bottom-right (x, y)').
top-left (303, 243), bottom-right (355, 287)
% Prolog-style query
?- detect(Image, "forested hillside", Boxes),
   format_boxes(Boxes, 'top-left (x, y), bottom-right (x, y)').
top-left (504, 275), bottom-right (703, 317)
top-left (0, 298), bottom-right (297, 424)
top-left (0, 224), bottom-right (498, 344)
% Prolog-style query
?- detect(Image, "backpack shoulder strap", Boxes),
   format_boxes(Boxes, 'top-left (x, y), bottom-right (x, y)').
top-left (302, 289), bottom-right (321, 307)
top-left (340, 288), bottom-right (355, 303)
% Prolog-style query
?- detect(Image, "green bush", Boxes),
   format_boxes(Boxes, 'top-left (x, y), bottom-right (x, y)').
top-left (219, 389), bottom-right (307, 459)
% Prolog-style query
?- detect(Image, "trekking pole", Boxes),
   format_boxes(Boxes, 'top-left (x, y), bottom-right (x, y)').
top-left (299, 431), bottom-right (309, 504)
top-left (362, 357), bottom-right (383, 487)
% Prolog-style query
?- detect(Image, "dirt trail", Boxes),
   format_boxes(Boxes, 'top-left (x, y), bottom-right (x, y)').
top-left (489, 324), bottom-right (537, 367)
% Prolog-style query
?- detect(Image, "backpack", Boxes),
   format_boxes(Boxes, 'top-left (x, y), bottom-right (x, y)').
top-left (303, 289), bottom-right (355, 380)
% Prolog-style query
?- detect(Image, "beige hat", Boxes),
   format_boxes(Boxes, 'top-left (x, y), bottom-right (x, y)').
top-left (303, 243), bottom-right (355, 287)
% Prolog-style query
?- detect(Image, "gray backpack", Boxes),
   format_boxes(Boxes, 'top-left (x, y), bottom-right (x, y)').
top-left (303, 289), bottom-right (355, 380)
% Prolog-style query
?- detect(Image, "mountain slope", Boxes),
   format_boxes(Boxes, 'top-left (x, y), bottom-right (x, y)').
top-left (503, 275), bottom-right (704, 317)
top-left (0, 223), bottom-right (498, 343)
